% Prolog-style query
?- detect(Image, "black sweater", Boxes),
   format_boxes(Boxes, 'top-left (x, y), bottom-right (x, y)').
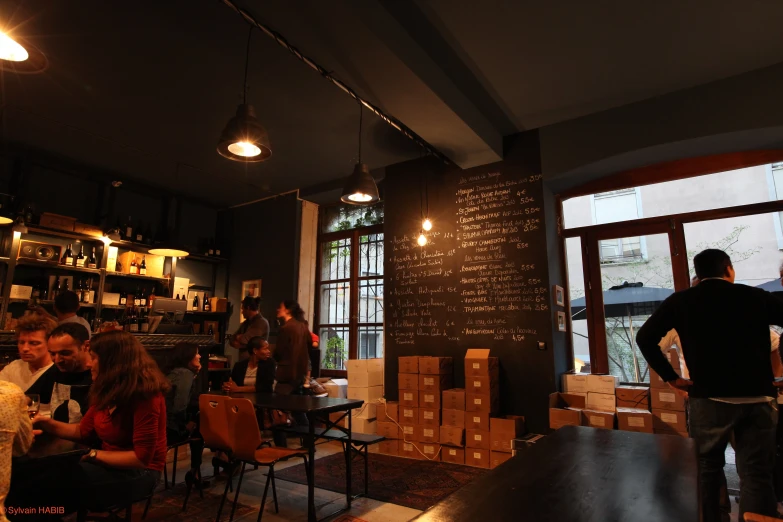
top-left (637, 279), bottom-right (783, 398)
top-left (230, 358), bottom-right (276, 393)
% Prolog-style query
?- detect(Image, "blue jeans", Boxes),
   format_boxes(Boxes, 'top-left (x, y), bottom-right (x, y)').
top-left (689, 397), bottom-right (778, 521)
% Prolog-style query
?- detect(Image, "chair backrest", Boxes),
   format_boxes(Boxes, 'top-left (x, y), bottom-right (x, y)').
top-left (226, 398), bottom-right (263, 462)
top-left (199, 394), bottom-right (233, 453)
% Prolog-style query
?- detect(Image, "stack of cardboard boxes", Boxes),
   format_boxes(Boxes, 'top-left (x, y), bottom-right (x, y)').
top-left (561, 372), bottom-right (618, 429)
top-left (463, 349), bottom-right (499, 468)
top-left (650, 348), bottom-right (688, 436)
top-left (440, 388), bottom-right (466, 465)
top-left (343, 359), bottom-right (384, 434)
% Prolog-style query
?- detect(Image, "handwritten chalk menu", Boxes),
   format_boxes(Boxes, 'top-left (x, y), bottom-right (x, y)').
top-left (384, 161), bottom-right (550, 352)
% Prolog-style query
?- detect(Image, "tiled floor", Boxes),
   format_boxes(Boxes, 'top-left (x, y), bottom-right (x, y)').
top-left (170, 440), bottom-right (421, 522)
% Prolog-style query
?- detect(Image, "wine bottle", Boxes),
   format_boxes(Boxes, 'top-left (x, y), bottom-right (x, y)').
top-left (119, 289), bottom-right (127, 306)
top-left (140, 308), bottom-right (149, 333)
top-left (208, 241), bottom-right (214, 256)
top-left (139, 256), bottom-right (147, 276)
top-left (135, 222), bottom-right (143, 243)
top-left (192, 293), bottom-right (199, 311)
top-left (63, 279), bottom-right (70, 292)
top-left (208, 325), bottom-right (214, 336)
top-left (125, 216), bottom-right (133, 240)
top-left (129, 307), bottom-right (139, 332)
top-left (203, 292), bottom-right (211, 312)
top-left (134, 287), bottom-right (141, 307)
top-left (87, 248), bottom-right (97, 269)
top-left (76, 245), bottom-right (85, 268)
top-left (77, 280), bottom-right (84, 302)
top-left (130, 255), bottom-right (138, 275)
top-left (63, 244), bottom-right (74, 266)
top-left (83, 280), bottom-right (92, 304)
top-left (181, 294), bottom-right (186, 301)
top-left (140, 288), bottom-right (147, 307)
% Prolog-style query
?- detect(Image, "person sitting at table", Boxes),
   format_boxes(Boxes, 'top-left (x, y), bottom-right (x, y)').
top-left (0, 311), bottom-right (57, 392)
top-left (164, 343), bottom-right (205, 489)
top-left (222, 337), bottom-right (275, 393)
top-left (229, 296), bottom-right (269, 361)
top-left (26, 323), bottom-right (92, 424)
top-left (0, 380), bottom-right (33, 522)
top-left (54, 291), bottom-right (92, 338)
top-left (33, 331), bottom-right (169, 514)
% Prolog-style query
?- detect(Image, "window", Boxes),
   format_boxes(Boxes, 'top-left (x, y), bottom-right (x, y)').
top-left (766, 163), bottom-right (783, 249)
top-left (316, 204), bottom-right (383, 374)
top-left (592, 189), bottom-right (645, 263)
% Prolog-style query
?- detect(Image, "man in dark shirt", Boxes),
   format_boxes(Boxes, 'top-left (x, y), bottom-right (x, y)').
top-left (27, 322), bottom-right (92, 423)
top-left (637, 249), bottom-right (783, 521)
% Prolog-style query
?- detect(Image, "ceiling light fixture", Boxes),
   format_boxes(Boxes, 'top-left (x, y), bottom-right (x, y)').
top-left (341, 102), bottom-right (379, 205)
top-left (217, 26), bottom-right (271, 162)
top-left (0, 31), bottom-right (27, 62)
top-left (0, 30), bottom-right (47, 74)
top-left (148, 245), bottom-right (190, 258)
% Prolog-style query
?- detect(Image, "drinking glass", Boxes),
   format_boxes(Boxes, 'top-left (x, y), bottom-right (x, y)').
top-left (25, 394), bottom-right (40, 419)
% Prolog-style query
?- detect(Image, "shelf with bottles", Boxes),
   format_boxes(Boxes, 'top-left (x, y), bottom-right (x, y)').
top-left (105, 272), bottom-right (168, 282)
top-left (15, 259), bottom-right (101, 275)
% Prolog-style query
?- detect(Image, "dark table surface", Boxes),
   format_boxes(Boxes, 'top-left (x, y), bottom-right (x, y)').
top-left (13, 433), bottom-right (88, 464)
top-left (214, 391), bottom-right (364, 414)
top-left (414, 426), bottom-right (699, 522)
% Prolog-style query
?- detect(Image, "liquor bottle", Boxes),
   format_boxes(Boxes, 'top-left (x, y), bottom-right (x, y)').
top-left (208, 325), bottom-right (214, 336)
top-left (77, 280), bottom-right (84, 302)
top-left (63, 244), bottom-right (74, 266)
top-left (134, 287), bottom-right (141, 307)
top-left (139, 256), bottom-right (147, 276)
top-left (203, 292), bottom-right (211, 312)
top-left (75, 245), bottom-right (85, 268)
top-left (140, 288), bottom-right (147, 307)
top-left (119, 289), bottom-right (127, 306)
top-left (87, 248), bottom-right (97, 269)
top-left (63, 278), bottom-right (70, 292)
top-left (192, 293), bottom-right (199, 311)
top-left (135, 222), bottom-right (143, 243)
top-left (125, 216), bottom-right (133, 241)
top-left (130, 255), bottom-right (138, 275)
top-left (181, 294), bottom-right (186, 301)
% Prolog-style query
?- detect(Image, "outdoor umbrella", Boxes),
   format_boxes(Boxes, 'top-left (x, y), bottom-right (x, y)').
top-left (755, 278), bottom-right (783, 295)
top-left (571, 281), bottom-right (674, 382)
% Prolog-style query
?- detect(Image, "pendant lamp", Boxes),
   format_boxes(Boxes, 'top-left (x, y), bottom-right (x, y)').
top-left (217, 27), bottom-right (271, 162)
top-left (341, 102), bottom-right (379, 205)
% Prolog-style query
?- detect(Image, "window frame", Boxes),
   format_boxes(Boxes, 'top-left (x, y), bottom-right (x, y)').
top-left (315, 219), bottom-right (384, 378)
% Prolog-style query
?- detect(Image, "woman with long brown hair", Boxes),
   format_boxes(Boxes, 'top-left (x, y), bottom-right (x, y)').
top-left (34, 331), bottom-right (169, 511)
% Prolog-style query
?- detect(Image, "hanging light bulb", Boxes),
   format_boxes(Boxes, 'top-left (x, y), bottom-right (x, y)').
top-left (217, 27), bottom-right (272, 162)
top-left (417, 233), bottom-right (427, 246)
top-left (341, 101), bottom-right (379, 205)
top-left (422, 218), bottom-right (432, 231)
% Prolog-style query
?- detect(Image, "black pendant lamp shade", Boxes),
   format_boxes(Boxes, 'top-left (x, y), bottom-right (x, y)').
top-left (216, 103), bottom-right (272, 162)
top-left (340, 101), bottom-right (379, 205)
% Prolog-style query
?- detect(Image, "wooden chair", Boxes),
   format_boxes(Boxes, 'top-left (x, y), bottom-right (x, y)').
top-left (225, 398), bottom-right (308, 522)
top-left (744, 514), bottom-right (779, 521)
top-left (191, 394), bottom-right (236, 521)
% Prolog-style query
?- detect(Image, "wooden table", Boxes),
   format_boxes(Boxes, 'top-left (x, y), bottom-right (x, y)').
top-left (226, 392), bottom-right (364, 522)
top-left (414, 426), bottom-right (699, 522)
top-left (14, 433), bottom-right (88, 465)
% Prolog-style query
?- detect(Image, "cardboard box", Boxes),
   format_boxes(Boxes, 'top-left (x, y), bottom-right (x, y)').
top-left (106, 246), bottom-right (119, 273)
top-left (464, 349), bottom-right (499, 377)
top-left (398, 373), bottom-right (419, 390)
top-left (324, 378), bottom-right (348, 398)
top-left (442, 446), bottom-right (465, 465)
top-left (466, 448), bottom-right (490, 469)
top-left (586, 374), bottom-right (618, 394)
top-left (419, 357), bottom-right (453, 375)
top-left (209, 297), bottom-right (228, 313)
top-left (490, 451), bottom-right (513, 469)
top-left (615, 386), bottom-right (650, 409)
top-left (402, 425), bottom-right (416, 439)
top-left (466, 392), bottom-right (499, 414)
top-left (649, 369), bottom-right (667, 388)
top-left (399, 356), bottom-right (419, 374)
top-left (442, 409), bottom-right (466, 428)
top-left (617, 408), bottom-right (653, 434)
top-left (39, 212), bottom-right (76, 232)
top-left (467, 375), bottom-right (499, 395)
top-left (352, 418), bottom-right (376, 434)
top-left (347, 358), bottom-right (384, 374)
top-left (417, 426), bottom-right (439, 444)
top-left (102, 292), bottom-right (120, 306)
top-left (440, 426), bottom-right (465, 447)
top-left (419, 407), bottom-right (441, 427)
top-left (377, 401), bottom-right (398, 423)
top-left (442, 389), bottom-right (466, 410)
top-left (549, 393), bottom-right (586, 430)
top-left (651, 388), bottom-right (686, 412)
top-left (400, 406), bottom-right (419, 426)
top-left (118, 251), bottom-right (164, 277)
top-left (347, 386), bottom-right (383, 404)
top-left (378, 440), bottom-right (398, 455)
top-left (351, 371), bottom-right (384, 388)
top-left (400, 441), bottom-right (426, 460)
top-left (421, 443), bottom-right (441, 460)
top-left (420, 391), bottom-right (441, 409)
top-left (419, 374), bottom-right (453, 393)
top-left (562, 372), bottom-right (590, 393)
top-left (653, 409), bottom-right (688, 433)
top-left (582, 409), bottom-right (616, 430)
top-left (400, 390), bottom-right (419, 407)
top-left (376, 421), bottom-right (399, 439)
top-left (466, 429), bottom-right (491, 450)
top-left (490, 416), bottom-right (527, 452)
top-left (73, 222), bottom-right (103, 238)
top-left (355, 402), bottom-right (377, 420)
top-left (586, 392), bottom-right (616, 412)
top-left (466, 412), bottom-right (490, 431)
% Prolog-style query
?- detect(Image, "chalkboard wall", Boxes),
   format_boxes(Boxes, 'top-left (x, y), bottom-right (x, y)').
top-left (384, 150), bottom-right (559, 432)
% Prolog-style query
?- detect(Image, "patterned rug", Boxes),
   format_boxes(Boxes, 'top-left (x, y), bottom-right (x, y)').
top-left (130, 482), bottom-right (257, 522)
top-left (275, 452), bottom-right (486, 511)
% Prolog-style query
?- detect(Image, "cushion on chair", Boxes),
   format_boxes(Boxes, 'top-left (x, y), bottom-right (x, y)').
top-left (251, 447), bottom-right (307, 465)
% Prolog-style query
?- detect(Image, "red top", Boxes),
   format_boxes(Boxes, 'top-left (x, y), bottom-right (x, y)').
top-left (80, 393), bottom-right (167, 471)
